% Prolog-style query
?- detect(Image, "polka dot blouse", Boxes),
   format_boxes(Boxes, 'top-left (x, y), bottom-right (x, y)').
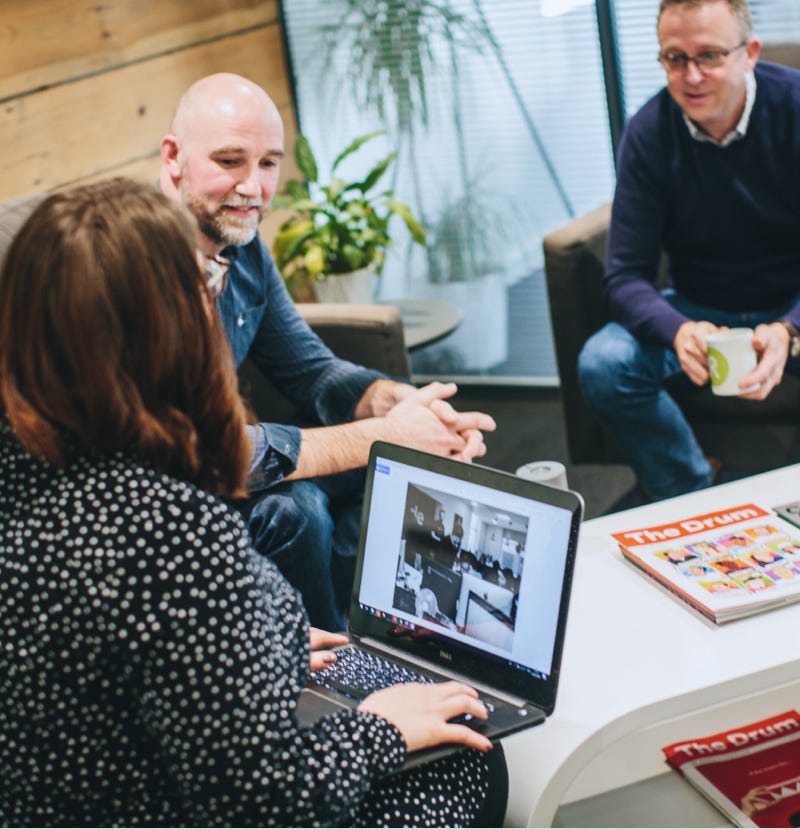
top-left (0, 424), bottom-right (489, 826)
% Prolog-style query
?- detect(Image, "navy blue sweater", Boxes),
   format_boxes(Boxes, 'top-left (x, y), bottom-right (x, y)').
top-left (605, 62), bottom-right (800, 347)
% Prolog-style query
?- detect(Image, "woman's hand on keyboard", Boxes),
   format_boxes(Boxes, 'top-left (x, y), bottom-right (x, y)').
top-left (357, 681), bottom-right (492, 753)
top-left (308, 627), bottom-right (349, 671)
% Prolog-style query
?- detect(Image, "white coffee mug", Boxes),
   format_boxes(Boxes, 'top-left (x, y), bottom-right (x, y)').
top-left (515, 460), bottom-right (569, 490)
top-left (706, 328), bottom-right (759, 396)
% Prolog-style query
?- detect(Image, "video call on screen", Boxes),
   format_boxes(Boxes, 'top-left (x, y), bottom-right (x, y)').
top-left (358, 457), bottom-right (573, 678)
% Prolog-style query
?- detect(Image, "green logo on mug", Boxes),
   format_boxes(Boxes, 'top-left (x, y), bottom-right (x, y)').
top-left (708, 347), bottom-right (729, 386)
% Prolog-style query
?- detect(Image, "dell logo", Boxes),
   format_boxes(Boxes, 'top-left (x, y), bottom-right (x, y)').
top-left (439, 650), bottom-right (453, 661)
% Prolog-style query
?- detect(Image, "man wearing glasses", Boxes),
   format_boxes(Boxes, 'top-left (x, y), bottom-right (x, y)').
top-left (578, 0), bottom-right (800, 501)
top-left (159, 73), bottom-right (495, 632)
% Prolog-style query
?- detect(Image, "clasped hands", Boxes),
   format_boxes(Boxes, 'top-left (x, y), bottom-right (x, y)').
top-left (357, 379), bottom-right (496, 461)
top-left (673, 320), bottom-right (791, 400)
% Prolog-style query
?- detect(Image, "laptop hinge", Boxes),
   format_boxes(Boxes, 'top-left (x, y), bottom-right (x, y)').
top-left (356, 635), bottom-right (527, 708)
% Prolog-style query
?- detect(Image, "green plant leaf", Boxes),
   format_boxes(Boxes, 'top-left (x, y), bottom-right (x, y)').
top-left (358, 153), bottom-right (397, 193)
top-left (305, 244), bottom-right (327, 278)
top-left (385, 199), bottom-right (427, 245)
top-left (327, 176), bottom-right (349, 204)
top-left (294, 134), bottom-right (318, 183)
top-left (273, 194), bottom-right (323, 215)
top-left (341, 243), bottom-right (366, 270)
top-left (285, 179), bottom-right (310, 200)
top-left (285, 198), bottom-right (324, 214)
top-left (359, 227), bottom-right (383, 246)
top-left (331, 130), bottom-right (385, 172)
top-left (271, 194), bottom-right (293, 210)
top-left (275, 130), bottom-right (426, 283)
top-left (345, 201), bottom-right (368, 219)
top-left (271, 219), bottom-right (315, 268)
top-left (272, 182), bottom-right (309, 208)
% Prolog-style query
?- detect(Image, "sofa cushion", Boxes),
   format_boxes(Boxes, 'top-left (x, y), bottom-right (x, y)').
top-left (0, 192), bottom-right (48, 263)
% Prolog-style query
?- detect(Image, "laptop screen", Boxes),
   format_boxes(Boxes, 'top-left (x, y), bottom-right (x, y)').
top-left (348, 442), bottom-right (582, 711)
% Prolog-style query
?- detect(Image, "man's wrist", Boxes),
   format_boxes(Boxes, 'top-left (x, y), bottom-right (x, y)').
top-left (672, 319), bottom-right (695, 351)
top-left (777, 319), bottom-right (800, 357)
top-left (354, 378), bottom-right (408, 420)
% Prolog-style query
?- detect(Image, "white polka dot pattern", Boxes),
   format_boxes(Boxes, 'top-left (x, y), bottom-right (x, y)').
top-left (0, 424), bottom-right (488, 826)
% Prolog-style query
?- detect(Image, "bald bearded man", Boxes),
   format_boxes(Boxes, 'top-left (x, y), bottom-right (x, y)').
top-left (159, 74), bottom-right (495, 630)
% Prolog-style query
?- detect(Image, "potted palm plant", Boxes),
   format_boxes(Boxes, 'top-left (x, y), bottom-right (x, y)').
top-left (271, 131), bottom-right (426, 303)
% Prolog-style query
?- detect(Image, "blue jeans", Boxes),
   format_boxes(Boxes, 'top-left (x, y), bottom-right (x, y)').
top-left (237, 469), bottom-right (365, 631)
top-left (578, 290), bottom-right (800, 500)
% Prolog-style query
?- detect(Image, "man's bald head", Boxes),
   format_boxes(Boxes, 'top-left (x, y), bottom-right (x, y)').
top-left (170, 73), bottom-right (282, 144)
top-left (160, 73), bottom-right (284, 255)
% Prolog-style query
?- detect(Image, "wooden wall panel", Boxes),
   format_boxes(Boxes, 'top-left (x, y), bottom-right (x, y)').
top-left (0, 0), bottom-right (278, 101)
top-left (0, 24), bottom-right (299, 199)
top-left (0, 0), bottom-right (299, 213)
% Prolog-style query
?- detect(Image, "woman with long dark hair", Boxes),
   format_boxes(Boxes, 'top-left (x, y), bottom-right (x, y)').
top-left (0, 179), bottom-right (507, 827)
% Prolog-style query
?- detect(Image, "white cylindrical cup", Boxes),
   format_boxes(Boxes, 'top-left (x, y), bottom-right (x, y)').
top-left (515, 460), bottom-right (568, 490)
top-left (706, 328), bottom-right (759, 396)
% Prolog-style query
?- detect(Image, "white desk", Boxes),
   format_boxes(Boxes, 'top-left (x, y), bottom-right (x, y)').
top-left (503, 464), bottom-right (800, 827)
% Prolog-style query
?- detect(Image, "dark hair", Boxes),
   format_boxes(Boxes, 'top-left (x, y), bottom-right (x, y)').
top-left (658, 0), bottom-right (753, 40)
top-left (0, 178), bottom-right (250, 497)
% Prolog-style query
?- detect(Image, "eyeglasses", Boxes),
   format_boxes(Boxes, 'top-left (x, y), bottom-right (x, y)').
top-left (658, 42), bottom-right (747, 73)
top-left (202, 253), bottom-right (230, 299)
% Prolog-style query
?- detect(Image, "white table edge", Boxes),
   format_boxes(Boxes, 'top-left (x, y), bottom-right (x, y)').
top-left (502, 463), bottom-right (800, 827)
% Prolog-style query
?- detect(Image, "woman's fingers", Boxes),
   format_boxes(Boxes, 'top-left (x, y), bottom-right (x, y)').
top-left (358, 681), bottom-right (493, 753)
top-left (308, 627), bottom-right (348, 671)
top-left (309, 627), bottom-right (348, 650)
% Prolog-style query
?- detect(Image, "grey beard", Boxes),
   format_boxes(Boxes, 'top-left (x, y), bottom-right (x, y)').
top-left (205, 213), bottom-right (258, 245)
top-left (197, 206), bottom-right (260, 248)
top-left (180, 184), bottom-right (262, 248)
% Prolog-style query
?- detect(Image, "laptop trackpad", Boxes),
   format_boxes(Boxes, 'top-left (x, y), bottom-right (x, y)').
top-left (296, 688), bottom-right (348, 727)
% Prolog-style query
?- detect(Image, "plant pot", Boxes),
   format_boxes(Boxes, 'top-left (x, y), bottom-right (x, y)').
top-left (313, 266), bottom-right (377, 304)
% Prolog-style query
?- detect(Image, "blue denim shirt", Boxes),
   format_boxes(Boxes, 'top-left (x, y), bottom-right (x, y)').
top-left (217, 236), bottom-right (384, 491)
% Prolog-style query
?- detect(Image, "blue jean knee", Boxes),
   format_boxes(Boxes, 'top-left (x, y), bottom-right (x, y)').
top-left (578, 322), bottom-right (685, 410)
top-left (239, 480), bottom-right (343, 630)
top-left (578, 322), bottom-right (711, 499)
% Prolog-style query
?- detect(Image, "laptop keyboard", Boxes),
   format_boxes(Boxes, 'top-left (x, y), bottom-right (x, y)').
top-left (310, 646), bottom-right (433, 701)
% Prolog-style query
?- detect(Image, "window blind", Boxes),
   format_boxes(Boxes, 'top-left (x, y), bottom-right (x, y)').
top-left (278, 1), bottom-right (799, 384)
top-left (280, 0), bottom-right (615, 382)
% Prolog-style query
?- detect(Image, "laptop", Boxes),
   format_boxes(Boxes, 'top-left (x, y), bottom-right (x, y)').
top-left (297, 441), bottom-right (583, 768)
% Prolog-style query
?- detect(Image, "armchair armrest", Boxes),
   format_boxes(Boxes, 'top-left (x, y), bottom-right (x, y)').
top-left (543, 203), bottom-right (615, 462)
top-left (296, 303), bottom-right (411, 379)
top-left (759, 42), bottom-right (800, 69)
top-left (239, 302), bottom-right (411, 424)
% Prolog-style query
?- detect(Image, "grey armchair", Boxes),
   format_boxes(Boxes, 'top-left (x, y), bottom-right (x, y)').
top-left (543, 204), bottom-right (800, 470)
top-left (544, 44), bottom-right (800, 471)
top-left (239, 303), bottom-right (410, 423)
top-left (0, 191), bottom-right (410, 426)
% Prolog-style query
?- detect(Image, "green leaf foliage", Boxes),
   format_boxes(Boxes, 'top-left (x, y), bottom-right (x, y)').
top-left (385, 199), bottom-right (427, 245)
top-left (332, 130), bottom-right (386, 172)
top-left (358, 153), bottom-right (396, 193)
top-left (271, 132), bottom-right (426, 296)
top-left (285, 179), bottom-right (310, 200)
top-left (294, 134), bottom-right (318, 183)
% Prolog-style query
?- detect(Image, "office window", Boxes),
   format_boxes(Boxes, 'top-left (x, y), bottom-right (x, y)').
top-left (280, 1), bottom-right (800, 385)
top-left (280, 0), bottom-right (615, 382)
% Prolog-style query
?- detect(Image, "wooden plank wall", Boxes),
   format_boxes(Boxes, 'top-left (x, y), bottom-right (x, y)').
top-left (0, 0), bottom-right (299, 237)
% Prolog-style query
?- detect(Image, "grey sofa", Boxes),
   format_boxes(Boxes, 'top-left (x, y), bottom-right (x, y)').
top-left (0, 190), bottom-right (410, 425)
